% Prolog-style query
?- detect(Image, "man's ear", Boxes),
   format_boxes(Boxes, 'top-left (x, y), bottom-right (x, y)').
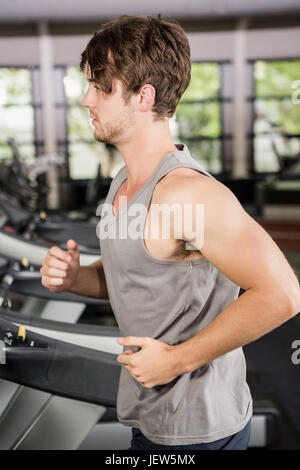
top-left (138, 84), bottom-right (156, 112)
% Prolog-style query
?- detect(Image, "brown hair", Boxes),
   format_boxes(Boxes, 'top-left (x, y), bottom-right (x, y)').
top-left (80, 15), bottom-right (191, 121)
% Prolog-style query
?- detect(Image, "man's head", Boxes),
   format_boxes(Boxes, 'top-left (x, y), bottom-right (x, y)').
top-left (80, 14), bottom-right (191, 145)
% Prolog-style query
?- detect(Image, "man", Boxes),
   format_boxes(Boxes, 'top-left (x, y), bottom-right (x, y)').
top-left (40, 15), bottom-right (300, 450)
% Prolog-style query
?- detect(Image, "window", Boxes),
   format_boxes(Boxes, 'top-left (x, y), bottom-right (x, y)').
top-left (0, 67), bottom-right (37, 164)
top-left (55, 66), bottom-right (123, 180)
top-left (171, 62), bottom-right (231, 175)
top-left (251, 59), bottom-right (300, 174)
top-left (58, 62), bottom-right (230, 179)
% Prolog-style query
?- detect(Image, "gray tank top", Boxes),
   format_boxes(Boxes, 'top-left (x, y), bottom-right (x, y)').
top-left (99, 143), bottom-right (252, 445)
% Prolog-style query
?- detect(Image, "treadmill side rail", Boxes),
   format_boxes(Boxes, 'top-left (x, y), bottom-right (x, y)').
top-left (0, 317), bottom-right (120, 408)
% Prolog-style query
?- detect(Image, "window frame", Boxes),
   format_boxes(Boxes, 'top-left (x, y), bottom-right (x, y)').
top-left (55, 61), bottom-right (232, 182)
top-left (248, 57), bottom-right (300, 179)
top-left (175, 59), bottom-right (232, 177)
top-left (0, 64), bottom-right (44, 160)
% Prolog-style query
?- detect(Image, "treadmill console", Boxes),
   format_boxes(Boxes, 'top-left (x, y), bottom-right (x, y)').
top-left (0, 316), bottom-right (120, 407)
top-left (1, 323), bottom-right (46, 349)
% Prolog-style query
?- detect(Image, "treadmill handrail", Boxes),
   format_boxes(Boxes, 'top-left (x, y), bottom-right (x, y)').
top-left (0, 307), bottom-right (119, 337)
top-left (0, 317), bottom-right (121, 407)
top-left (0, 230), bottom-right (99, 266)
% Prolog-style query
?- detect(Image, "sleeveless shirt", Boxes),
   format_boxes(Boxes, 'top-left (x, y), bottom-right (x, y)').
top-left (99, 143), bottom-right (253, 445)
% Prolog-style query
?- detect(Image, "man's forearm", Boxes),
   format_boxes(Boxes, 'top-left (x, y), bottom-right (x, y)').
top-left (68, 260), bottom-right (109, 299)
top-left (173, 287), bottom-right (299, 375)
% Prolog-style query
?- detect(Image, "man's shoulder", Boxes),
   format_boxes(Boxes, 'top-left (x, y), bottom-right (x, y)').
top-left (155, 166), bottom-right (230, 206)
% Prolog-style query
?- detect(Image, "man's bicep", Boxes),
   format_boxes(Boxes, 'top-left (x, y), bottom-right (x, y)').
top-left (190, 184), bottom-right (296, 295)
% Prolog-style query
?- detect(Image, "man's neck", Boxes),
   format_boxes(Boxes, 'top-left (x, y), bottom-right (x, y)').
top-left (116, 138), bottom-right (178, 194)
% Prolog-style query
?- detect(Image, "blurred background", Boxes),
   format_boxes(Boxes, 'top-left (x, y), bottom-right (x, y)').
top-left (0, 0), bottom-right (299, 451)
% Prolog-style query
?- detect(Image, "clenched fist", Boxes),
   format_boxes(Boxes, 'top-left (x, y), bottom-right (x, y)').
top-left (40, 239), bottom-right (80, 293)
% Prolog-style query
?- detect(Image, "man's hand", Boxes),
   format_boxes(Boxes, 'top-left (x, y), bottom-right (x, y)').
top-left (40, 239), bottom-right (80, 293)
top-left (117, 336), bottom-right (179, 388)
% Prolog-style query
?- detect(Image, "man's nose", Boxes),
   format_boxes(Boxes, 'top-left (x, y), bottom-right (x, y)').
top-left (81, 94), bottom-right (89, 107)
top-left (81, 90), bottom-right (95, 108)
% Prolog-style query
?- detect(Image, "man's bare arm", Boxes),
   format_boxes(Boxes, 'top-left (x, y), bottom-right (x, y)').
top-left (168, 174), bottom-right (300, 374)
top-left (116, 173), bottom-right (299, 388)
top-left (68, 258), bottom-right (109, 300)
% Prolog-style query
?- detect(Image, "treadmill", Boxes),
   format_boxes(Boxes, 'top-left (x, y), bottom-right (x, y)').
top-left (0, 252), bottom-right (113, 328)
top-left (0, 253), bottom-right (125, 450)
top-left (0, 196), bottom-right (116, 332)
top-left (0, 195), bottom-right (100, 252)
top-left (0, 239), bottom-right (281, 449)
top-left (0, 307), bottom-right (281, 450)
top-left (0, 309), bottom-right (128, 450)
top-left (0, 229), bottom-right (98, 268)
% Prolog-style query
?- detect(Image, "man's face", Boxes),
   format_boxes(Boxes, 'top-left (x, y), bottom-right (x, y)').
top-left (81, 72), bottom-right (136, 145)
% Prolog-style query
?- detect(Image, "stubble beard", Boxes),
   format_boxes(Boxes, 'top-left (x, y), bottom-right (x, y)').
top-left (94, 105), bottom-right (135, 146)
top-left (94, 122), bottom-right (115, 144)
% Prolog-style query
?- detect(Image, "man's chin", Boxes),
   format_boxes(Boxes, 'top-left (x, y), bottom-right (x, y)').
top-left (94, 130), bottom-right (105, 143)
top-left (94, 132), bottom-right (112, 145)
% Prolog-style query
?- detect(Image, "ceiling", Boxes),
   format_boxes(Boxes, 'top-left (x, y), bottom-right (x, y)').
top-left (1, 0), bottom-right (300, 23)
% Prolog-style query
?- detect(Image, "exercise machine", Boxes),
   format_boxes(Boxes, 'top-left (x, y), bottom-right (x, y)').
top-left (0, 194), bottom-right (100, 252)
top-left (0, 229), bottom-right (98, 268)
top-left (0, 306), bottom-right (281, 450)
top-left (0, 309), bottom-right (128, 450)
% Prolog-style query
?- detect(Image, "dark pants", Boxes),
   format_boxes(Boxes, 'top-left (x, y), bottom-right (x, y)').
top-left (129, 419), bottom-right (252, 450)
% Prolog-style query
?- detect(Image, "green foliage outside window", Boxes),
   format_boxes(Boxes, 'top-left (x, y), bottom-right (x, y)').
top-left (255, 60), bottom-right (300, 98)
top-left (0, 68), bottom-right (35, 162)
top-left (181, 63), bottom-right (220, 101)
top-left (253, 60), bottom-right (300, 173)
top-left (64, 63), bottom-right (223, 178)
top-left (174, 63), bottom-right (222, 171)
top-left (0, 68), bottom-right (32, 105)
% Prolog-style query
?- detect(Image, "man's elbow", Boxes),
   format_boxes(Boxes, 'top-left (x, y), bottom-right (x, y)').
top-left (284, 283), bottom-right (300, 318)
top-left (263, 280), bottom-right (300, 320)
